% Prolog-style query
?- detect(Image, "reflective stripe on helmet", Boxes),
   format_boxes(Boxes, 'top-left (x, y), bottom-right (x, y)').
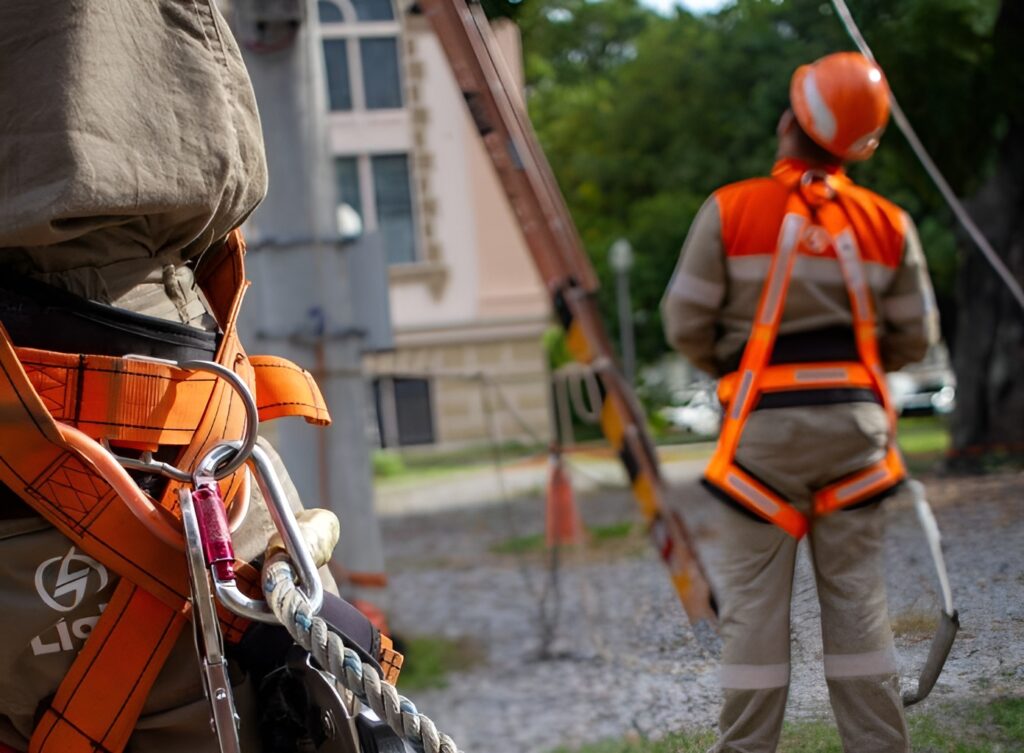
top-left (802, 69), bottom-right (838, 142)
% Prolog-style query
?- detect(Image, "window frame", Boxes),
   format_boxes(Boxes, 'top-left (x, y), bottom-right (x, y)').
top-left (318, 0), bottom-right (404, 113)
top-left (335, 153), bottom-right (420, 265)
top-left (373, 376), bottom-right (436, 447)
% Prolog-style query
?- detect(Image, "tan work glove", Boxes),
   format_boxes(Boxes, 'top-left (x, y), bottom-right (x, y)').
top-left (265, 508), bottom-right (340, 569)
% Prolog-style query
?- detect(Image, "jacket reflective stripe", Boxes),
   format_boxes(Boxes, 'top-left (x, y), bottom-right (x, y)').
top-left (727, 251), bottom-right (897, 288)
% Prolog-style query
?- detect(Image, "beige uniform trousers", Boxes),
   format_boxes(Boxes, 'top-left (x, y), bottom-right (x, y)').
top-left (701, 402), bottom-right (909, 753)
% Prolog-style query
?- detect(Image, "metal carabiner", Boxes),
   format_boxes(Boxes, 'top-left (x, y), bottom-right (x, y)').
top-left (179, 481), bottom-right (242, 753)
top-left (209, 442), bottom-right (325, 623)
top-left (108, 355), bottom-right (260, 482)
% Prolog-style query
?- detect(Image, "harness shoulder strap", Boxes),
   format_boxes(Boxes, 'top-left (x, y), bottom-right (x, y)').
top-left (811, 198), bottom-right (906, 514)
top-left (704, 172), bottom-right (906, 535)
top-left (704, 194), bottom-right (810, 537)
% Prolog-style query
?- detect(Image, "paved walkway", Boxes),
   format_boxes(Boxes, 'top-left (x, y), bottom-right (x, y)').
top-left (373, 443), bottom-right (715, 517)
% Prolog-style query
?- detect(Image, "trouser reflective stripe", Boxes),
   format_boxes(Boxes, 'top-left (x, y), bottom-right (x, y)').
top-left (719, 662), bottom-right (790, 690)
top-left (823, 647), bottom-right (898, 678)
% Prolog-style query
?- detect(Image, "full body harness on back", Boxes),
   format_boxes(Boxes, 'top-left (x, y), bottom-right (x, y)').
top-left (704, 169), bottom-right (904, 537)
top-left (703, 168), bottom-right (959, 706)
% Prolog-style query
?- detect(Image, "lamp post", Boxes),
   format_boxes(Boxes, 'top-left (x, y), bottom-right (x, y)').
top-left (609, 237), bottom-right (636, 385)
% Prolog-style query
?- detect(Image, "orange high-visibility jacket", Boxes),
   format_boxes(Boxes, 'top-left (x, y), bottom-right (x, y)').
top-left (664, 159), bottom-right (938, 379)
top-left (662, 158), bottom-right (939, 535)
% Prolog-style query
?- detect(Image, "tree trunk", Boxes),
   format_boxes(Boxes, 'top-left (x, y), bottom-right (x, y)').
top-left (949, 1), bottom-right (1024, 465)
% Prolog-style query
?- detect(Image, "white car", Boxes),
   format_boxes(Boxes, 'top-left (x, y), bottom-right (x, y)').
top-left (660, 383), bottom-right (722, 436)
top-left (886, 344), bottom-right (956, 416)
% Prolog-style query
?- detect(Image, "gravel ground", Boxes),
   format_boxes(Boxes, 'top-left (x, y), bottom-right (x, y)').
top-left (381, 471), bottom-right (1024, 753)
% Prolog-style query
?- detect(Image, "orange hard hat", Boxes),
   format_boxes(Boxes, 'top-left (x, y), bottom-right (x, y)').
top-left (790, 52), bottom-right (891, 162)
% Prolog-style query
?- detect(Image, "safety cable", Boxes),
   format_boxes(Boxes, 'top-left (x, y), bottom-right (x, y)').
top-left (830, 0), bottom-right (1024, 314)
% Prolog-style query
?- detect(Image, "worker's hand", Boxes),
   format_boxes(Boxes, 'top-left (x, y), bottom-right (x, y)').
top-left (265, 508), bottom-right (340, 568)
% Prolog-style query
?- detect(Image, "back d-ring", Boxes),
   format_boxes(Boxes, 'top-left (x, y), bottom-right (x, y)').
top-left (112, 355), bottom-right (260, 481)
top-left (177, 359), bottom-right (259, 479)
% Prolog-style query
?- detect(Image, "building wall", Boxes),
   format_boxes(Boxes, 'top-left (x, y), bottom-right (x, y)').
top-left (317, 0), bottom-right (552, 448)
top-left (385, 14), bottom-right (480, 327)
top-left (364, 319), bottom-right (550, 447)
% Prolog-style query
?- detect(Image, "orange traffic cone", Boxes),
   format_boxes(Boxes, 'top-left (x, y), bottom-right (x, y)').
top-left (545, 446), bottom-right (583, 547)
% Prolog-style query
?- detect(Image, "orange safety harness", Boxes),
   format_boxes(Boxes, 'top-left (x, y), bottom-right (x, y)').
top-left (0, 231), bottom-right (331, 753)
top-left (704, 172), bottom-right (906, 538)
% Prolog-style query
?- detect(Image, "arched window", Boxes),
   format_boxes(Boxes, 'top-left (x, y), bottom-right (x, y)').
top-left (317, 1), bottom-right (345, 23)
top-left (351, 0), bottom-right (394, 21)
top-left (318, 0), bottom-right (403, 112)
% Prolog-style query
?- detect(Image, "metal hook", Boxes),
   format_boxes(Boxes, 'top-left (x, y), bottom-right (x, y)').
top-left (211, 442), bottom-right (325, 623)
top-left (799, 169), bottom-right (838, 206)
top-left (110, 355), bottom-right (260, 481)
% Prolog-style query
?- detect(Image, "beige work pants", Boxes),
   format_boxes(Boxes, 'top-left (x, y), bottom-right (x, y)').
top-left (703, 402), bottom-right (909, 753)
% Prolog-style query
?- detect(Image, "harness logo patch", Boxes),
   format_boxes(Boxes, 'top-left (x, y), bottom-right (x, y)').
top-left (34, 546), bottom-right (109, 612)
top-left (801, 225), bottom-right (832, 255)
top-left (30, 547), bottom-right (110, 656)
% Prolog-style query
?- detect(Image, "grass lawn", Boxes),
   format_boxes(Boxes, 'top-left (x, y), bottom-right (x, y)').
top-left (897, 415), bottom-right (951, 455)
top-left (490, 521), bottom-right (637, 555)
top-left (550, 697), bottom-right (1024, 753)
top-left (897, 415), bottom-right (951, 475)
top-left (373, 440), bottom-right (546, 485)
top-left (395, 634), bottom-right (485, 692)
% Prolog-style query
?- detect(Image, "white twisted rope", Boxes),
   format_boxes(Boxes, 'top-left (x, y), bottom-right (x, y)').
top-left (262, 556), bottom-right (463, 753)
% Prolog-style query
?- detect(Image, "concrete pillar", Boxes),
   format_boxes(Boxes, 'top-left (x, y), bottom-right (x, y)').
top-left (231, 0), bottom-right (388, 595)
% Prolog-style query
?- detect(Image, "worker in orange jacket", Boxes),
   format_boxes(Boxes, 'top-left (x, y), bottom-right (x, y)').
top-left (662, 53), bottom-right (939, 752)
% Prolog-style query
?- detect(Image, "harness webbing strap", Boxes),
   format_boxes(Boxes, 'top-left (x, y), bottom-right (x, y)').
top-left (0, 240), bottom-right (250, 753)
top-left (704, 176), bottom-right (906, 536)
top-left (29, 581), bottom-right (186, 753)
top-left (0, 231), bottom-right (329, 753)
top-left (718, 361), bottom-right (875, 405)
top-left (0, 354), bottom-right (190, 753)
top-left (0, 334), bottom-right (191, 609)
top-left (250, 355), bottom-right (331, 426)
top-left (705, 198), bottom-right (810, 538)
top-left (16, 348), bottom-right (226, 450)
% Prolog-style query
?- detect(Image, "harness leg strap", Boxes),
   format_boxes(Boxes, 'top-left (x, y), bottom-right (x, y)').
top-left (30, 582), bottom-right (186, 753)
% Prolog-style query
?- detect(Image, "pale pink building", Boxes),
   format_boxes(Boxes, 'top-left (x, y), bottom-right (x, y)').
top-left (315, 0), bottom-right (552, 447)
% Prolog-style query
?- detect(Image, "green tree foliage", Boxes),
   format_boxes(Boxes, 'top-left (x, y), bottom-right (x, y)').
top-left (481, 0), bottom-right (527, 21)
top-left (519, 0), bottom-right (1004, 365)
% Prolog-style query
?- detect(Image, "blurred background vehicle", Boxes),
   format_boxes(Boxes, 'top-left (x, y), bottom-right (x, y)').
top-left (659, 379), bottom-right (722, 436)
top-left (886, 344), bottom-right (957, 416)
